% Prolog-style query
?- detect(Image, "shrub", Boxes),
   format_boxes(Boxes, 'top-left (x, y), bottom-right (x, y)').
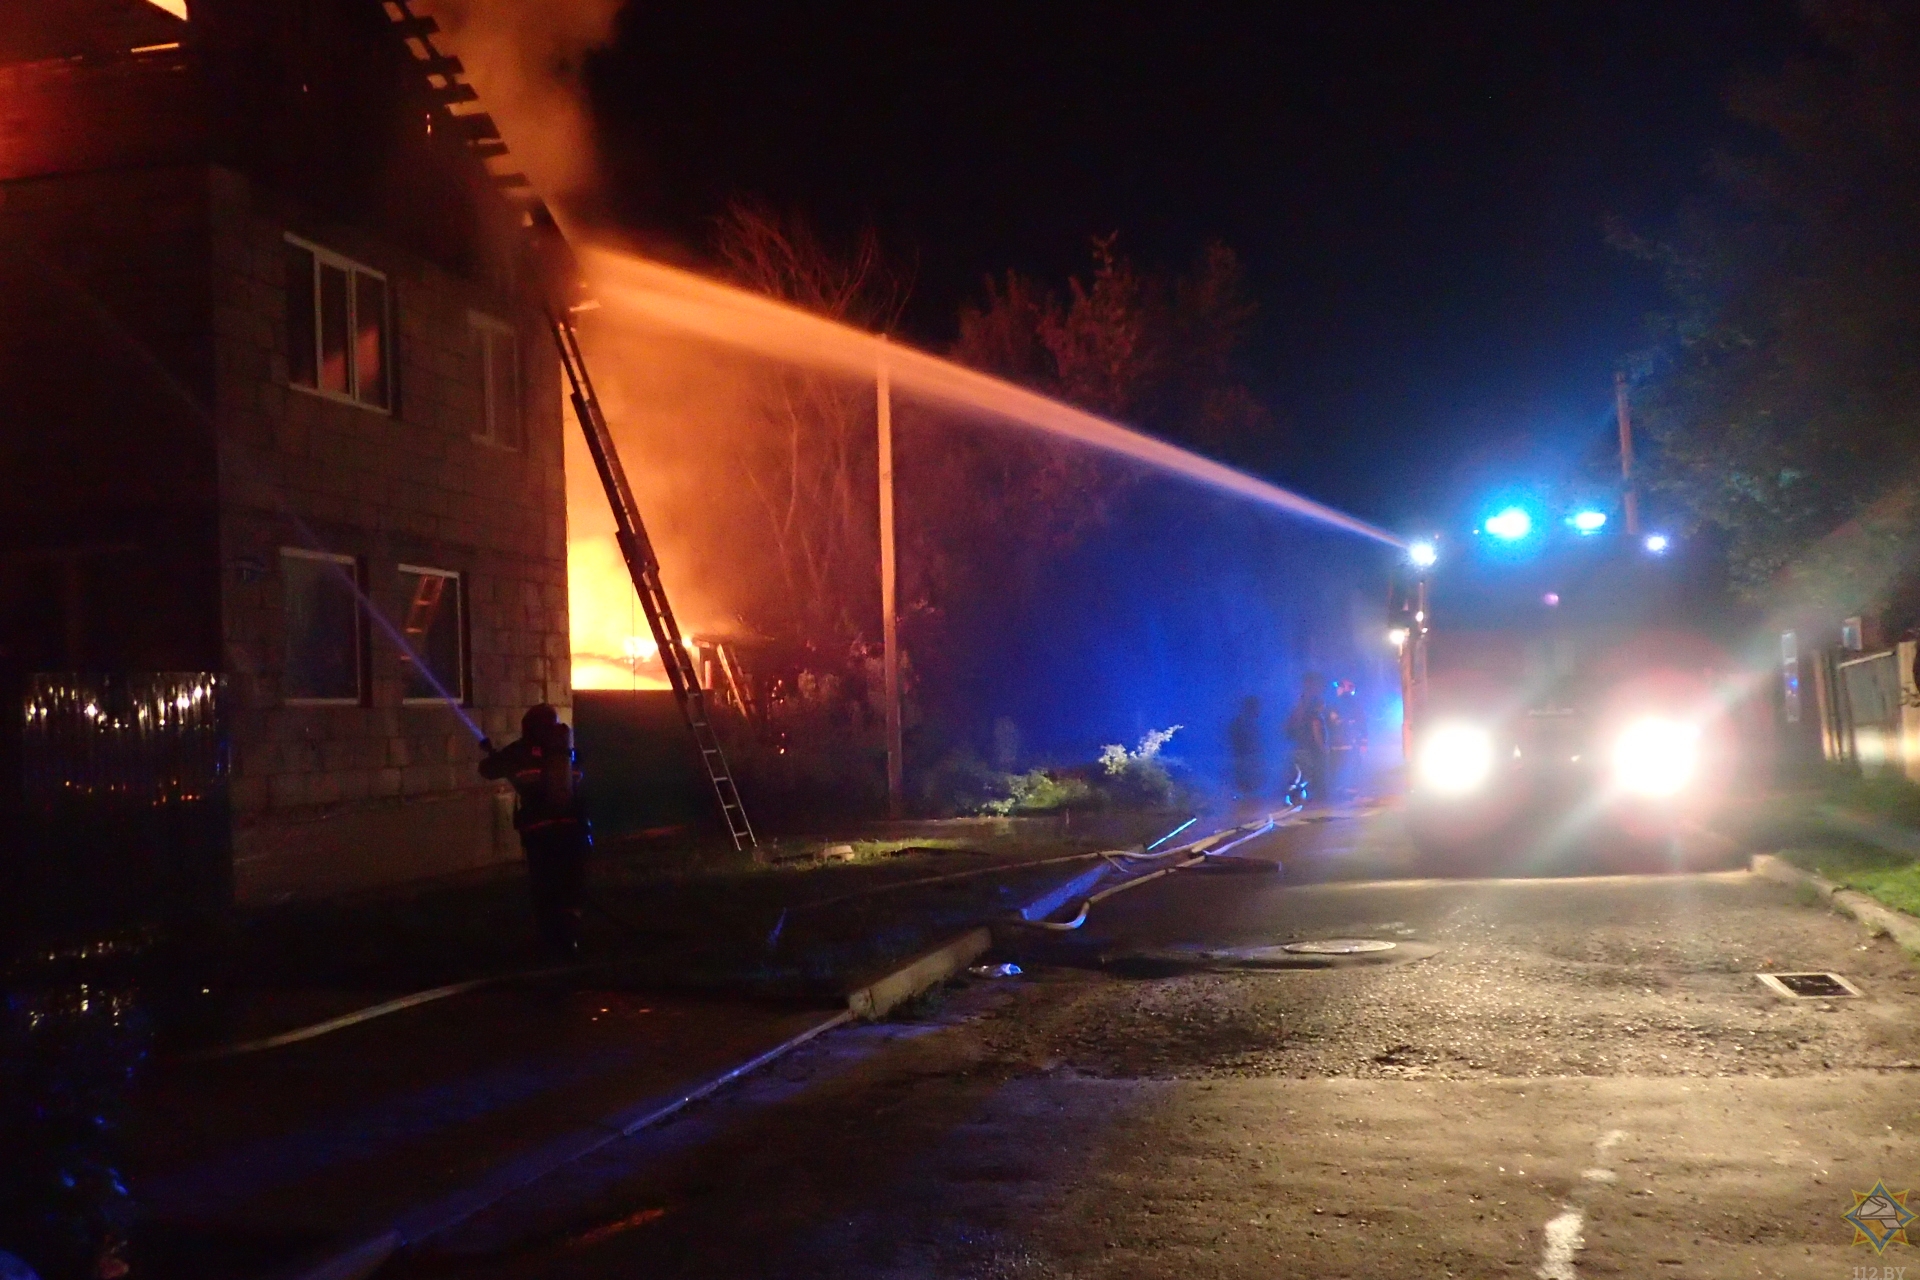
top-left (982, 769), bottom-right (1095, 816)
top-left (1099, 725), bottom-right (1183, 808)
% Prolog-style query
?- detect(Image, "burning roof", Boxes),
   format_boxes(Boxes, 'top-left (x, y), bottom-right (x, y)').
top-left (0, 0), bottom-right (185, 68)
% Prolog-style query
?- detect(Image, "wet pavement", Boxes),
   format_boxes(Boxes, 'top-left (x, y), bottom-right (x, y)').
top-left (131, 985), bottom-right (840, 1279)
top-left (382, 802), bottom-right (1920, 1279)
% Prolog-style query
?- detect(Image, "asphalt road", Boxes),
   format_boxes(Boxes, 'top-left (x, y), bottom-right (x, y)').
top-left (390, 805), bottom-right (1920, 1279)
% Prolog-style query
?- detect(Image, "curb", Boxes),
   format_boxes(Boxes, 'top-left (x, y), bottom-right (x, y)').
top-left (265, 850), bottom-right (1130, 1280)
top-left (269, 1007), bottom-right (851, 1280)
top-left (1017, 862), bottom-right (1114, 922)
top-left (845, 927), bottom-right (992, 1019)
top-left (268, 915), bottom-right (1020, 1280)
top-left (1752, 853), bottom-right (1920, 955)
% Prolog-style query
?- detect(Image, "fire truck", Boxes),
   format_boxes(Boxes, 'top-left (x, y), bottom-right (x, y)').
top-left (1390, 512), bottom-right (1741, 867)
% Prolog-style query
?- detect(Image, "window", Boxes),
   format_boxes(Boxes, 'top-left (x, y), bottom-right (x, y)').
top-left (469, 312), bottom-right (522, 449)
top-left (286, 235), bottom-right (390, 411)
top-left (398, 565), bottom-right (465, 704)
top-left (281, 549), bottom-right (364, 703)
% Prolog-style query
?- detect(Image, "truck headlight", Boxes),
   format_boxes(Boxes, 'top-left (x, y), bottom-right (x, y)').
top-left (1416, 723), bottom-right (1495, 796)
top-left (1612, 717), bottom-right (1699, 797)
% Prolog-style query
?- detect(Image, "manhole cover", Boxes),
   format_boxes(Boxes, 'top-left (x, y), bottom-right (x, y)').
top-left (1282, 939), bottom-right (1397, 955)
top-left (1099, 940), bottom-right (1433, 976)
top-left (1757, 972), bottom-right (1862, 999)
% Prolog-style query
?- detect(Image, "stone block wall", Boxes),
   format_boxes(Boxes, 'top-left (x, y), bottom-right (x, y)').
top-left (206, 166), bottom-right (570, 902)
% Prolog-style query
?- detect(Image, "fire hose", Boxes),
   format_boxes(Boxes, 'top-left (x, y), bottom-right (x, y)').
top-left (762, 813), bottom-right (1238, 950)
top-left (1026, 810), bottom-right (1297, 932)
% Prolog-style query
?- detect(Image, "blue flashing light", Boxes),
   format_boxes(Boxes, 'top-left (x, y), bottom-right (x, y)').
top-left (1570, 510), bottom-right (1608, 533)
top-left (1408, 540), bottom-right (1438, 568)
top-left (1484, 507), bottom-right (1533, 541)
top-left (1644, 533), bottom-right (1671, 554)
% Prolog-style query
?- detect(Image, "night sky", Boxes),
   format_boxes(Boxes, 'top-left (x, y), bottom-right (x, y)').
top-left (583, 1), bottom-right (1811, 529)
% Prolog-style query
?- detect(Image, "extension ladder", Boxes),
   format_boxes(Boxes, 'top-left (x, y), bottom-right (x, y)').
top-left (551, 316), bottom-right (757, 850)
top-left (381, 0), bottom-right (758, 851)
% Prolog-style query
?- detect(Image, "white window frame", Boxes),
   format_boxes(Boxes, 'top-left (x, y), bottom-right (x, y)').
top-left (280, 546), bottom-right (365, 706)
top-left (397, 563), bottom-right (467, 706)
top-left (285, 232), bottom-right (392, 414)
top-left (468, 310), bottom-right (522, 449)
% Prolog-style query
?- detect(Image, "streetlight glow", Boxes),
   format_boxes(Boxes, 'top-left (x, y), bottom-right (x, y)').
top-left (1570, 510), bottom-right (1607, 533)
top-left (1644, 533), bottom-right (1670, 554)
top-left (1408, 540), bottom-right (1437, 568)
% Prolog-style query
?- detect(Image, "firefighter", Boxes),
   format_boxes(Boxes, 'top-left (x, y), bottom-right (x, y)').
top-left (1326, 678), bottom-right (1368, 799)
top-left (1284, 672), bottom-right (1330, 804)
top-left (479, 704), bottom-right (590, 959)
top-left (1227, 694), bottom-right (1266, 802)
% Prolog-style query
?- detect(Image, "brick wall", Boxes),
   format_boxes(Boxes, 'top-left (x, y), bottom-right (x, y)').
top-left (208, 166), bottom-right (570, 902)
top-left (0, 162), bottom-right (224, 672)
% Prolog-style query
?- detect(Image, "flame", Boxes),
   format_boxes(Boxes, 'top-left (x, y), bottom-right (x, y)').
top-left (567, 533), bottom-right (673, 690)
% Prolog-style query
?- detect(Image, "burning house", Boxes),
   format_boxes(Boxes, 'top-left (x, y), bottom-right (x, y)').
top-left (0, 0), bottom-right (571, 911)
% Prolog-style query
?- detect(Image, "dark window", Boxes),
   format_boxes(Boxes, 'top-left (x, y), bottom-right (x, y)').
top-left (398, 566), bottom-right (464, 703)
top-left (281, 549), bottom-right (363, 703)
top-left (470, 314), bottom-right (522, 449)
top-left (285, 234), bottom-right (391, 411)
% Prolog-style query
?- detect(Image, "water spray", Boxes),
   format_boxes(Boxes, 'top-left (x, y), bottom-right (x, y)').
top-left (580, 249), bottom-right (1404, 549)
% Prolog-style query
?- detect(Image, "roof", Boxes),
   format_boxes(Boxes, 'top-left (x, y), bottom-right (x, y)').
top-left (0, 0), bottom-right (186, 68)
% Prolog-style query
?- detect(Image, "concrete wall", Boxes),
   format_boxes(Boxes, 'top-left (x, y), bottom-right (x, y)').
top-left (208, 167), bottom-right (570, 903)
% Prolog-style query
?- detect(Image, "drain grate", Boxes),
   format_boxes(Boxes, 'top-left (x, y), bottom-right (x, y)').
top-left (1757, 972), bottom-right (1862, 999)
top-left (1283, 939), bottom-right (1397, 956)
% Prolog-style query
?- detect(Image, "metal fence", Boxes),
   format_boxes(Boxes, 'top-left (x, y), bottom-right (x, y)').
top-left (1832, 648), bottom-right (1905, 774)
top-left (13, 673), bottom-right (231, 944)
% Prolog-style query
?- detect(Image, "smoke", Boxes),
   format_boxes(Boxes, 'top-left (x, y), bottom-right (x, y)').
top-left (404, 0), bottom-right (1400, 729)
top-left (415, 0), bottom-right (621, 212)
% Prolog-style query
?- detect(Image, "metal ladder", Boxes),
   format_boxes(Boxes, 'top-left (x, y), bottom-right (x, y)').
top-left (382, 0), bottom-right (757, 851)
top-left (551, 316), bottom-right (756, 851)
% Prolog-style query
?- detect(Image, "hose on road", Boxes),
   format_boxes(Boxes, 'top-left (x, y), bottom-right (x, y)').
top-left (1026, 811), bottom-right (1296, 932)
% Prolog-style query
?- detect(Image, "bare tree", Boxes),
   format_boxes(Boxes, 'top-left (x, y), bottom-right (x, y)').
top-left (711, 202), bottom-right (910, 647)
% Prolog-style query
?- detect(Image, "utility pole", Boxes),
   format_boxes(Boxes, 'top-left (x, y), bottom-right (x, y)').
top-left (1615, 370), bottom-right (1640, 536)
top-left (877, 338), bottom-right (904, 818)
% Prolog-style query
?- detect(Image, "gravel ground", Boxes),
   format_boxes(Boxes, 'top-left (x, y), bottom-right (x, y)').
top-left (389, 807), bottom-right (1920, 1280)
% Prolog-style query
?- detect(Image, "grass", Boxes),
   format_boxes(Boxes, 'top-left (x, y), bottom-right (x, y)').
top-left (1729, 769), bottom-right (1920, 920)
top-left (1777, 843), bottom-right (1920, 919)
top-left (1823, 771), bottom-right (1920, 828)
top-left (845, 837), bottom-right (976, 860)
top-left (1728, 768), bottom-right (1920, 848)
top-left (218, 815), bottom-right (1177, 999)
